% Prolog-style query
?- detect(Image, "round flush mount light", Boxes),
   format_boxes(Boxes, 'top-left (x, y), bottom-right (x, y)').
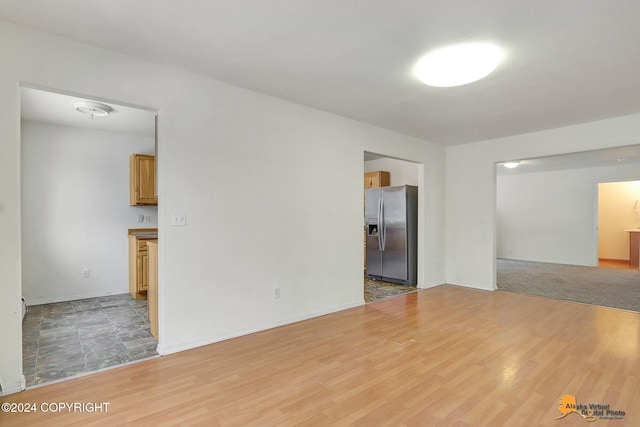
top-left (503, 162), bottom-right (520, 169)
top-left (73, 101), bottom-right (113, 118)
top-left (413, 42), bottom-right (504, 87)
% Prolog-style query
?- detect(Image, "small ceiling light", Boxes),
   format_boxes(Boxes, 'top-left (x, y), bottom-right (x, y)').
top-left (504, 162), bottom-right (520, 169)
top-left (73, 101), bottom-right (113, 119)
top-left (414, 42), bottom-right (504, 87)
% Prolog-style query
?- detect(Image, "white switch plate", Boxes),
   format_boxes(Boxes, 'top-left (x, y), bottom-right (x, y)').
top-left (137, 214), bottom-right (144, 223)
top-left (171, 212), bottom-right (186, 226)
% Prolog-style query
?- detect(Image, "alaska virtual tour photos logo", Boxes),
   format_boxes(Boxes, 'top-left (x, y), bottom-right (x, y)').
top-left (555, 395), bottom-right (626, 422)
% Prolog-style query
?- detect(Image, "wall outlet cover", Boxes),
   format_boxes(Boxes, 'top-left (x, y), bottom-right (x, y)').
top-left (171, 213), bottom-right (186, 226)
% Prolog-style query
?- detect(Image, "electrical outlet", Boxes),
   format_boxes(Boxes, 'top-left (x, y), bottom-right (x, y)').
top-left (144, 215), bottom-right (151, 223)
top-left (171, 212), bottom-right (186, 226)
top-left (82, 268), bottom-right (90, 278)
top-left (137, 214), bottom-right (144, 223)
top-left (274, 287), bottom-right (280, 298)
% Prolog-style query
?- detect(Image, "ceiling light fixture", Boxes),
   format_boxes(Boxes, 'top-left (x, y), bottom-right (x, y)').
top-left (413, 42), bottom-right (504, 87)
top-left (73, 101), bottom-right (113, 119)
top-left (503, 162), bottom-right (520, 169)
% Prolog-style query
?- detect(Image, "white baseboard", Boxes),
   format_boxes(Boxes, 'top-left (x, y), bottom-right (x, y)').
top-left (24, 290), bottom-right (129, 306)
top-left (0, 374), bottom-right (25, 396)
top-left (418, 281), bottom-right (446, 289)
top-left (157, 300), bottom-right (364, 356)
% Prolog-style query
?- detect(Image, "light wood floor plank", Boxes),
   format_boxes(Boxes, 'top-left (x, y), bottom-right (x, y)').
top-left (1, 285), bottom-right (638, 426)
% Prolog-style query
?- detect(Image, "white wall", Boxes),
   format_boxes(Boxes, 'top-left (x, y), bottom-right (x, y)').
top-left (598, 180), bottom-right (640, 260)
top-left (21, 121), bottom-right (156, 305)
top-left (496, 164), bottom-right (640, 265)
top-left (364, 157), bottom-right (419, 186)
top-left (0, 20), bottom-right (446, 394)
top-left (447, 115), bottom-right (640, 291)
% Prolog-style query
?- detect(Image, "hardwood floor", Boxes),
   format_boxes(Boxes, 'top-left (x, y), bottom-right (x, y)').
top-left (598, 258), bottom-right (634, 270)
top-left (1, 285), bottom-right (638, 426)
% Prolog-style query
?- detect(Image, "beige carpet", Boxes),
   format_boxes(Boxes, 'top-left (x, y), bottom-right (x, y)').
top-left (497, 258), bottom-right (640, 312)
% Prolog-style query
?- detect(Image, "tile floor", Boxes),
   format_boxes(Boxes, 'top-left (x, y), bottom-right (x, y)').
top-left (22, 293), bottom-right (158, 387)
top-left (364, 275), bottom-right (417, 303)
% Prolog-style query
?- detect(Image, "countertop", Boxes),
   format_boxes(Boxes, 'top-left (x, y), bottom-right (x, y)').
top-left (130, 232), bottom-right (158, 238)
top-left (128, 228), bottom-right (158, 239)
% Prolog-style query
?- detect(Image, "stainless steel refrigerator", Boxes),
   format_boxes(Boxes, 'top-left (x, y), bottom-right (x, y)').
top-left (365, 185), bottom-right (418, 285)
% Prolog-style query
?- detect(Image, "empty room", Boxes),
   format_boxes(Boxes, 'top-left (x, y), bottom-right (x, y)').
top-left (0, 1), bottom-right (638, 426)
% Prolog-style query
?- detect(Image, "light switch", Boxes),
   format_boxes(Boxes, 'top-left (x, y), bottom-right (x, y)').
top-left (171, 212), bottom-right (186, 226)
top-left (137, 214), bottom-right (144, 223)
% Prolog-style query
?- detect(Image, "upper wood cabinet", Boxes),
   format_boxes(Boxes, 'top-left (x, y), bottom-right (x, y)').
top-left (364, 171), bottom-right (390, 189)
top-left (130, 154), bottom-right (157, 205)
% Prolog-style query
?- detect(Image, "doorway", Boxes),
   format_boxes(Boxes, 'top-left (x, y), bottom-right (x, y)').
top-left (597, 180), bottom-right (640, 270)
top-left (363, 152), bottom-right (421, 303)
top-left (495, 146), bottom-right (640, 311)
top-left (20, 86), bottom-right (158, 386)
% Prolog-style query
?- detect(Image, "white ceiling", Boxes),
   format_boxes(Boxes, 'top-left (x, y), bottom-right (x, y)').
top-left (2, 1), bottom-right (640, 146)
top-left (21, 87), bottom-right (156, 138)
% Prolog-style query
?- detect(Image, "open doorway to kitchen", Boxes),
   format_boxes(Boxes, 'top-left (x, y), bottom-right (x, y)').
top-left (363, 152), bottom-right (421, 303)
top-left (20, 86), bottom-right (159, 387)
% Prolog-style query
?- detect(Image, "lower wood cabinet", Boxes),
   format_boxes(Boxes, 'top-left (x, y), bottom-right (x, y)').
top-left (129, 233), bottom-right (157, 300)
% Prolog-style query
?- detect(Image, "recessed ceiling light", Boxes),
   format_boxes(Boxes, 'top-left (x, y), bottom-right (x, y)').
top-left (414, 42), bottom-right (504, 87)
top-left (504, 162), bottom-right (520, 169)
top-left (73, 101), bottom-right (113, 118)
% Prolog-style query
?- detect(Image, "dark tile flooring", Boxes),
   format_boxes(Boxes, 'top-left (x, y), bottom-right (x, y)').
top-left (22, 293), bottom-right (158, 387)
top-left (364, 275), bottom-right (417, 303)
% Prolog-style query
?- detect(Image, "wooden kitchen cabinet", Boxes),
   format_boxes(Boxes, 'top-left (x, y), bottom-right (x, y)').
top-left (364, 171), bottom-right (390, 189)
top-left (129, 231), bottom-right (158, 300)
top-left (130, 154), bottom-right (157, 205)
top-left (147, 240), bottom-right (159, 339)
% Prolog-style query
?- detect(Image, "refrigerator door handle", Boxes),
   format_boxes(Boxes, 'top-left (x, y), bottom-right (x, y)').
top-left (381, 197), bottom-right (386, 251)
top-left (377, 197), bottom-right (383, 251)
